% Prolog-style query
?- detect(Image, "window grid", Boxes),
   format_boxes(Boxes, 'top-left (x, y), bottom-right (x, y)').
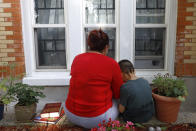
top-left (33, 0), bottom-right (67, 69)
top-left (136, 0), bottom-right (165, 9)
top-left (84, 0), bottom-right (119, 60)
top-left (134, 0), bottom-right (167, 69)
top-left (85, 0), bottom-right (115, 24)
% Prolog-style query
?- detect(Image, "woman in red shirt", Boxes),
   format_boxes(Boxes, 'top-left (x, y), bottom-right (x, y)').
top-left (65, 29), bottom-right (123, 128)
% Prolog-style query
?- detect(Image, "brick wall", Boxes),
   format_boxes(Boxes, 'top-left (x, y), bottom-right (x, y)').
top-left (176, 0), bottom-right (196, 76)
top-left (0, 0), bottom-right (25, 78)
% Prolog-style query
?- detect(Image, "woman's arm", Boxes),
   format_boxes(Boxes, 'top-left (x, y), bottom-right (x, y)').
top-left (111, 62), bottom-right (123, 99)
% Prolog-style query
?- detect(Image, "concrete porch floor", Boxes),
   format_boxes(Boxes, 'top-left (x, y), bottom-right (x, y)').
top-left (0, 77), bottom-right (195, 126)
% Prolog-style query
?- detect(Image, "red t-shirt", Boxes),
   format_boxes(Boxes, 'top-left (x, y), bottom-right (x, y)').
top-left (66, 52), bottom-right (123, 117)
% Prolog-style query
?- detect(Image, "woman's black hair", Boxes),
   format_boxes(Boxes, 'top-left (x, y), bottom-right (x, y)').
top-left (87, 29), bottom-right (109, 52)
top-left (118, 59), bottom-right (135, 74)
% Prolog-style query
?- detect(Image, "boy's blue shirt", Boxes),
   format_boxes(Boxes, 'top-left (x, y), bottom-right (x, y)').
top-left (120, 78), bottom-right (155, 123)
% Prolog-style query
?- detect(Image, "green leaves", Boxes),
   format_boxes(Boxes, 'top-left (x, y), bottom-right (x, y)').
top-left (152, 73), bottom-right (188, 100)
top-left (14, 83), bottom-right (46, 106)
top-left (0, 63), bottom-right (45, 105)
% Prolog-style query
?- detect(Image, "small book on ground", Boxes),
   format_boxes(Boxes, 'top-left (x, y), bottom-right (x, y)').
top-left (34, 102), bottom-right (65, 124)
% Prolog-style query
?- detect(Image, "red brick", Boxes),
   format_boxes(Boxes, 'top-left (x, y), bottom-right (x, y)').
top-left (184, 64), bottom-right (193, 76)
top-left (3, 0), bottom-right (21, 3)
top-left (5, 17), bottom-right (22, 22)
top-left (4, 8), bottom-right (21, 13)
top-left (14, 48), bottom-right (24, 53)
top-left (15, 57), bottom-right (24, 62)
top-left (184, 55), bottom-right (191, 59)
top-left (5, 26), bottom-right (22, 32)
top-left (14, 40), bottom-right (23, 44)
top-left (7, 44), bottom-right (23, 49)
top-left (11, 3), bottom-right (21, 8)
top-left (7, 34), bottom-right (22, 40)
top-left (8, 52), bottom-right (24, 57)
top-left (192, 64), bottom-right (196, 75)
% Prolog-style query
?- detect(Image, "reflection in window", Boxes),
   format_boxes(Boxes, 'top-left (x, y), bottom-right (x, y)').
top-left (85, 28), bottom-right (116, 58)
top-left (85, 0), bottom-right (115, 24)
top-left (136, 0), bottom-right (165, 24)
top-left (135, 28), bottom-right (165, 69)
top-left (35, 28), bottom-right (66, 68)
top-left (34, 0), bottom-right (64, 24)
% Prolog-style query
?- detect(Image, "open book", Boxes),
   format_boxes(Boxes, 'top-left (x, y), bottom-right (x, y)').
top-left (34, 102), bottom-right (65, 124)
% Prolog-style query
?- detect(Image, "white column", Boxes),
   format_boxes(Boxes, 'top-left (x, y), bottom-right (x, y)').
top-left (67, 0), bottom-right (83, 69)
top-left (119, 0), bottom-right (134, 62)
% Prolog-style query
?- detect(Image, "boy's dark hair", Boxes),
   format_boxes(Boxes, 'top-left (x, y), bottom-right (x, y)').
top-left (118, 60), bottom-right (135, 74)
top-left (87, 29), bottom-right (109, 52)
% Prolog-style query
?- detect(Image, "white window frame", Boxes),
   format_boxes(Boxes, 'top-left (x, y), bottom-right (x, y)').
top-left (119, 0), bottom-right (177, 82)
top-left (134, 0), bottom-right (167, 70)
top-left (20, 0), bottom-right (177, 86)
top-left (21, 0), bottom-right (71, 86)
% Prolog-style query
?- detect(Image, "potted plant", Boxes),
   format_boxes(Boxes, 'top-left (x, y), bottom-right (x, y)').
top-left (152, 73), bottom-right (188, 123)
top-left (0, 82), bottom-right (16, 120)
top-left (0, 64), bottom-right (19, 120)
top-left (14, 82), bottom-right (45, 121)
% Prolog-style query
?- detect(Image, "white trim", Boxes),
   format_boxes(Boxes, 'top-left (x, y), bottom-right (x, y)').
top-left (21, 0), bottom-right (72, 85)
top-left (115, 0), bottom-right (120, 61)
top-left (83, 24), bottom-right (116, 28)
top-left (134, 24), bottom-right (167, 28)
top-left (136, 70), bottom-right (170, 83)
top-left (21, 0), bottom-right (35, 77)
top-left (23, 72), bottom-right (71, 86)
top-left (33, 24), bottom-right (66, 28)
top-left (119, 0), bottom-right (134, 61)
top-left (167, 0), bottom-right (178, 75)
top-left (132, 0), bottom-right (177, 74)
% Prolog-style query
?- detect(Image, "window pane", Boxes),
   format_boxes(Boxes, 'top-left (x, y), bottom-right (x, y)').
top-left (35, 28), bottom-right (66, 68)
top-left (136, 0), bottom-right (146, 8)
top-left (85, 28), bottom-right (116, 58)
top-left (34, 0), bottom-right (64, 24)
top-left (135, 28), bottom-right (165, 69)
top-left (85, 0), bottom-right (115, 24)
top-left (136, 0), bottom-right (165, 24)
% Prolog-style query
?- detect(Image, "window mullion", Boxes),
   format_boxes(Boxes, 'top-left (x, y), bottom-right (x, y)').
top-left (84, 24), bottom-right (116, 28)
top-left (33, 24), bottom-right (66, 28)
top-left (134, 24), bottom-right (167, 28)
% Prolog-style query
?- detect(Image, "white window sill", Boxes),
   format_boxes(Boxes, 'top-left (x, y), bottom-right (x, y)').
top-left (23, 72), bottom-right (71, 86)
top-left (22, 70), bottom-right (171, 86)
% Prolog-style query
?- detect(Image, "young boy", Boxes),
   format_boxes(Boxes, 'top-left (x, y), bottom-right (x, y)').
top-left (118, 60), bottom-right (155, 123)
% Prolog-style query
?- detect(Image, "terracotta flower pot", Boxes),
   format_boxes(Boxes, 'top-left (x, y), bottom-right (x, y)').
top-left (152, 92), bottom-right (181, 123)
top-left (15, 103), bottom-right (37, 121)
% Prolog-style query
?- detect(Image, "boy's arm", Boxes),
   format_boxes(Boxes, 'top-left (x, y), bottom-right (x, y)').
top-left (119, 104), bottom-right (125, 113)
top-left (119, 85), bottom-right (129, 113)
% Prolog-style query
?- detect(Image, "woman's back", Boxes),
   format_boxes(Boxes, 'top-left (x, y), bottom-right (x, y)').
top-left (66, 52), bottom-right (122, 117)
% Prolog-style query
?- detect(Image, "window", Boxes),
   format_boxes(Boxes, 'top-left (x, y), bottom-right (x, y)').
top-left (84, 0), bottom-right (118, 59)
top-left (21, 0), bottom-right (177, 85)
top-left (134, 0), bottom-right (166, 69)
top-left (34, 0), bottom-right (67, 69)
